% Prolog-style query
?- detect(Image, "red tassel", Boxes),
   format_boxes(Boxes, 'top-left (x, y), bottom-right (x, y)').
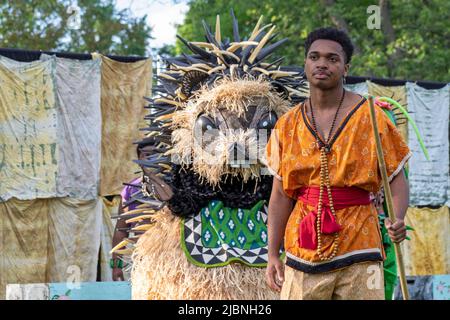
top-left (321, 206), bottom-right (341, 234)
top-left (298, 211), bottom-right (318, 250)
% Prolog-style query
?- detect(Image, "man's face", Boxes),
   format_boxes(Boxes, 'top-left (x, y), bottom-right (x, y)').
top-left (304, 39), bottom-right (349, 90)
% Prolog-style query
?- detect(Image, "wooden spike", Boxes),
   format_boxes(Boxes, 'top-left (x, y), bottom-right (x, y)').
top-left (209, 43), bottom-right (228, 66)
top-left (248, 23), bottom-right (272, 42)
top-left (132, 224), bottom-right (153, 232)
top-left (227, 41), bottom-right (259, 53)
top-left (155, 114), bottom-right (173, 122)
top-left (125, 214), bottom-right (154, 224)
top-left (113, 248), bottom-right (134, 255)
top-left (215, 15), bottom-right (221, 43)
top-left (248, 25), bottom-right (276, 64)
top-left (173, 65), bottom-right (209, 74)
top-left (207, 65), bottom-right (226, 74)
top-left (211, 49), bottom-right (240, 62)
top-left (159, 163), bottom-right (173, 171)
top-left (110, 239), bottom-right (133, 254)
top-left (190, 42), bottom-right (215, 49)
top-left (120, 208), bottom-right (155, 216)
top-left (190, 63), bottom-right (213, 70)
top-left (151, 107), bottom-right (176, 116)
top-left (164, 70), bottom-right (182, 74)
top-left (230, 8), bottom-right (240, 42)
top-left (112, 211), bottom-right (145, 220)
top-left (154, 98), bottom-right (183, 107)
top-left (158, 73), bottom-right (177, 81)
top-left (269, 70), bottom-right (299, 79)
top-left (176, 35), bottom-right (214, 61)
top-left (259, 57), bottom-right (284, 70)
top-left (254, 38), bottom-right (289, 62)
top-left (286, 86), bottom-right (309, 95)
top-left (251, 15), bottom-right (264, 38)
top-left (202, 20), bottom-right (220, 48)
top-left (147, 131), bottom-right (160, 137)
top-left (251, 67), bottom-right (270, 76)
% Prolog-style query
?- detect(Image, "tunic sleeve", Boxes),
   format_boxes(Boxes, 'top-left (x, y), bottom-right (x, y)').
top-left (377, 108), bottom-right (412, 182)
top-left (265, 116), bottom-right (286, 181)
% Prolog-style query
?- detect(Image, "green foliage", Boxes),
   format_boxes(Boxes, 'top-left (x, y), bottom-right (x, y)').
top-left (0, 0), bottom-right (152, 56)
top-left (174, 0), bottom-right (449, 82)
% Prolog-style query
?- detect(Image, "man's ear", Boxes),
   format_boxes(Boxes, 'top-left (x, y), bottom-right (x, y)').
top-left (344, 63), bottom-right (350, 77)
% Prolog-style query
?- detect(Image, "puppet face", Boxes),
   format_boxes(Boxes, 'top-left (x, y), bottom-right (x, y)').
top-left (169, 77), bottom-right (289, 186)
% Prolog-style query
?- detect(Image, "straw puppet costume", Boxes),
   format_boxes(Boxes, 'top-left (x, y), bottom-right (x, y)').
top-left (110, 11), bottom-right (309, 299)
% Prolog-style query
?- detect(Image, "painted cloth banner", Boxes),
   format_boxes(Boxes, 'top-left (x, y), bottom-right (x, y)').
top-left (99, 196), bottom-right (121, 282)
top-left (401, 206), bottom-right (450, 276)
top-left (368, 82), bottom-right (409, 142)
top-left (0, 198), bottom-right (50, 299)
top-left (0, 57), bottom-right (58, 200)
top-left (0, 197), bottom-right (103, 299)
top-left (46, 197), bottom-right (103, 283)
top-left (94, 54), bottom-right (152, 196)
top-left (40, 54), bottom-right (102, 200)
top-left (406, 83), bottom-right (449, 206)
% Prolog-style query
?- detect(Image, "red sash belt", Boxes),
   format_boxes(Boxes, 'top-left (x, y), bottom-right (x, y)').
top-left (297, 186), bottom-right (371, 250)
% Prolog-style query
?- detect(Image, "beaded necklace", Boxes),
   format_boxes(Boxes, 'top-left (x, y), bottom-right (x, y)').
top-left (307, 88), bottom-right (346, 261)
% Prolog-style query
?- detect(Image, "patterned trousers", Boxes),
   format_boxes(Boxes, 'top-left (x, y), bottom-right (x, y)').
top-left (280, 261), bottom-right (385, 300)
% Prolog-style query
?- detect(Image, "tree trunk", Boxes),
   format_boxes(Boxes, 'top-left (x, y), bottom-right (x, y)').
top-left (321, 0), bottom-right (361, 55)
top-left (380, 0), bottom-right (403, 77)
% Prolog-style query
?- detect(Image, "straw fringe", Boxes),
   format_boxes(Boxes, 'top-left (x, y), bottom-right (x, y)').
top-left (131, 208), bottom-right (279, 300)
top-left (189, 77), bottom-right (290, 118)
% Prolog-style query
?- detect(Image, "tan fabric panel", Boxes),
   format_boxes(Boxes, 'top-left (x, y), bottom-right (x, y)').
top-left (45, 197), bottom-right (103, 283)
top-left (0, 197), bottom-right (103, 299)
top-left (401, 206), bottom-right (450, 275)
top-left (0, 199), bottom-right (49, 299)
top-left (95, 54), bottom-right (152, 196)
top-left (99, 196), bottom-right (121, 281)
top-left (40, 54), bottom-right (102, 200)
top-left (367, 82), bottom-right (408, 142)
top-left (0, 58), bottom-right (58, 200)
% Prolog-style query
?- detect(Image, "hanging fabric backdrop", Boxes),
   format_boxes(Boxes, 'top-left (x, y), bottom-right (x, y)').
top-left (0, 57), bottom-right (58, 201)
top-left (40, 54), bottom-right (102, 200)
top-left (406, 83), bottom-right (450, 206)
top-left (0, 50), bottom-right (152, 298)
top-left (95, 54), bottom-right (152, 196)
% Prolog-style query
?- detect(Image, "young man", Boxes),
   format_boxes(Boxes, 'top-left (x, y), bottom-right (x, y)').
top-left (265, 27), bottom-right (411, 299)
top-left (111, 139), bottom-right (156, 281)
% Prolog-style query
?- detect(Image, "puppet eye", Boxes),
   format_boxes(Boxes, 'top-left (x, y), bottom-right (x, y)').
top-left (257, 111), bottom-right (278, 130)
top-left (195, 114), bottom-right (217, 132)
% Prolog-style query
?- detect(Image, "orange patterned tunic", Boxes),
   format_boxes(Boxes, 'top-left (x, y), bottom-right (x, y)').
top-left (266, 97), bottom-right (411, 273)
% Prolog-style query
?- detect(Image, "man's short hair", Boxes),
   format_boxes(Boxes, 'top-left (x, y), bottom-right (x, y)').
top-left (304, 27), bottom-right (354, 64)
